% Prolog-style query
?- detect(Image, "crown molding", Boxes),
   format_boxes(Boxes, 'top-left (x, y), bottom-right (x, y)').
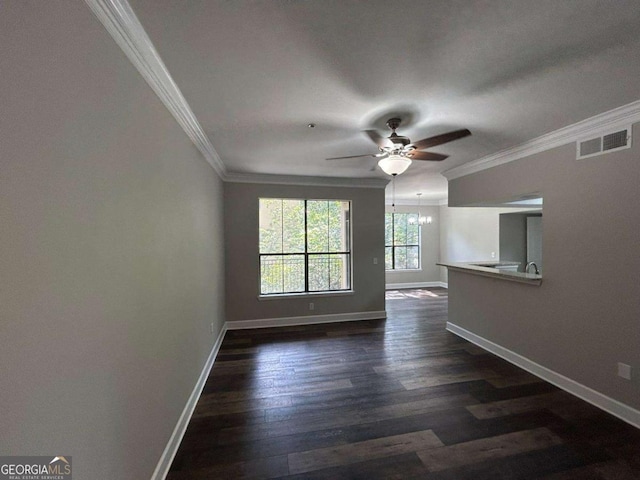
top-left (444, 99), bottom-right (640, 181)
top-left (85, 0), bottom-right (226, 178)
top-left (387, 198), bottom-right (444, 206)
top-left (224, 172), bottom-right (389, 189)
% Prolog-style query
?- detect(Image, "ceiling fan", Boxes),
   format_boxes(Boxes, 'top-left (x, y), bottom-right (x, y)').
top-left (327, 118), bottom-right (471, 176)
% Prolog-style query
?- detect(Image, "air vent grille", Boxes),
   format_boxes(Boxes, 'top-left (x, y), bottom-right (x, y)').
top-left (579, 137), bottom-right (601, 157)
top-left (577, 127), bottom-right (631, 159)
top-left (603, 130), bottom-right (628, 151)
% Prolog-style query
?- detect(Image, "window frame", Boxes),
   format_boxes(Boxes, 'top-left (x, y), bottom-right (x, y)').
top-left (258, 198), bottom-right (353, 297)
top-left (385, 211), bottom-right (422, 271)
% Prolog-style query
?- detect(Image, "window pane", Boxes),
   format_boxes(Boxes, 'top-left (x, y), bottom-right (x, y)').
top-left (282, 255), bottom-right (305, 293)
top-left (393, 213), bottom-right (407, 246)
top-left (385, 213), bottom-right (393, 246)
top-left (385, 246), bottom-right (393, 270)
top-left (406, 246), bottom-right (419, 269)
top-left (308, 254), bottom-right (329, 291)
top-left (329, 253), bottom-right (350, 290)
top-left (307, 200), bottom-right (329, 253)
top-left (259, 198), bottom-right (283, 253)
top-left (394, 246), bottom-right (407, 269)
top-left (308, 254), bottom-right (350, 291)
top-left (328, 201), bottom-right (349, 252)
top-left (282, 199), bottom-right (305, 252)
top-left (259, 199), bottom-right (305, 253)
top-left (260, 255), bottom-right (305, 294)
top-left (260, 255), bottom-right (283, 294)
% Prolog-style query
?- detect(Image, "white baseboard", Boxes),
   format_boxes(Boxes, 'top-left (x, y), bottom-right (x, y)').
top-left (386, 281), bottom-right (447, 290)
top-left (446, 322), bottom-right (640, 429)
top-left (151, 322), bottom-right (228, 480)
top-left (226, 310), bottom-right (387, 330)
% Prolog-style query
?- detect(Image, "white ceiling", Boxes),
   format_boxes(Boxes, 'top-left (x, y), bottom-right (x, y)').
top-left (127, 0), bottom-right (640, 202)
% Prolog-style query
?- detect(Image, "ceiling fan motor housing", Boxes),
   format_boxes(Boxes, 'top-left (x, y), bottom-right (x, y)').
top-left (386, 117), bottom-right (402, 131)
top-left (386, 118), bottom-right (411, 147)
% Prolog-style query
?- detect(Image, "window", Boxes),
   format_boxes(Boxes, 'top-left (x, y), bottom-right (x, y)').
top-left (385, 212), bottom-right (420, 270)
top-left (259, 198), bottom-right (351, 295)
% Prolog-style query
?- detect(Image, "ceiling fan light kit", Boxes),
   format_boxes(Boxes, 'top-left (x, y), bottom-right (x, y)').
top-left (378, 155), bottom-right (412, 176)
top-left (327, 117), bottom-right (471, 176)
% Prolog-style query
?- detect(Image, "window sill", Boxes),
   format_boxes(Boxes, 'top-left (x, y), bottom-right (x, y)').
top-left (258, 290), bottom-right (354, 301)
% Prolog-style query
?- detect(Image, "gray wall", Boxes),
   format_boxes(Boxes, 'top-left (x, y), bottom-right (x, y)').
top-left (448, 123), bottom-right (640, 411)
top-left (1, 3), bottom-right (225, 479)
top-left (385, 205), bottom-right (441, 287)
top-left (439, 206), bottom-right (502, 264)
top-left (225, 183), bottom-right (386, 321)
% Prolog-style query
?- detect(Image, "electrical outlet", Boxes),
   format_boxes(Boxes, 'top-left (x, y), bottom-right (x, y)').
top-left (373, 257), bottom-right (378, 265)
top-left (210, 322), bottom-right (214, 334)
top-left (309, 302), bottom-right (314, 311)
top-left (618, 362), bottom-right (632, 380)
top-left (491, 252), bottom-right (496, 259)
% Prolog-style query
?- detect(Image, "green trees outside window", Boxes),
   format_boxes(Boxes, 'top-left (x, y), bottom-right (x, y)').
top-left (385, 212), bottom-right (420, 270)
top-left (259, 198), bottom-right (351, 295)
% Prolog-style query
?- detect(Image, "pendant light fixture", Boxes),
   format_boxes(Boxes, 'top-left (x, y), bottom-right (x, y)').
top-left (417, 193), bottom-right (426, 226)
top-left (415, 192), bottom-right (432, 226)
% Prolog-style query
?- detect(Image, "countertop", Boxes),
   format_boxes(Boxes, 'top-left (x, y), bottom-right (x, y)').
top-left (437, 261), bottom-right (542, 285)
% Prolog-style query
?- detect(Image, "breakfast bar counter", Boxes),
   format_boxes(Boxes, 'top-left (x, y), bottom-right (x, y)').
top-left (437, 261), bottom-right (542, 286)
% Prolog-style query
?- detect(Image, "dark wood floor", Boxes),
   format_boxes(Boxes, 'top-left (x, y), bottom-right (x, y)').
top-left (168, 288), bottom-right (640, 479)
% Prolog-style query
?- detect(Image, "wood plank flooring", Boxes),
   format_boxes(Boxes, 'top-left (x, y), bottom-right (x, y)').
top-left (167, 288), bottom-right (640, 479)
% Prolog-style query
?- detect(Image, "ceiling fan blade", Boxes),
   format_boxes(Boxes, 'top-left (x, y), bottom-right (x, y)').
top-left (407, 151), bottom-right (448, 161)
top-left (326, 153), bottom-right (379, 160)
top-left (364, 130), bottom-right (392, 148)
top-left (411, 129), bottom-right (471, 150)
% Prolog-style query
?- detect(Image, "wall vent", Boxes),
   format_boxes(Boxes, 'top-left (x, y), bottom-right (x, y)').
top-left (577, 127), bottom-right (632, 159)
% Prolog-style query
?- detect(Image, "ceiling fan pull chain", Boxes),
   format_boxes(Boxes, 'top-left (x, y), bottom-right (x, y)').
top-left (392, 176), bottom-right (396, 211)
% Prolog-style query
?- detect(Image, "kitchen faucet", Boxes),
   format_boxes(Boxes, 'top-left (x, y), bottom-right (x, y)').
top-left (525, 262), bottom-right (540, 275)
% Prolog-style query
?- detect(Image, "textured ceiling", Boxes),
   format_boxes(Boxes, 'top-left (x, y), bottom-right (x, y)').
top-left (129, 0), bottom-right (640, 202)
